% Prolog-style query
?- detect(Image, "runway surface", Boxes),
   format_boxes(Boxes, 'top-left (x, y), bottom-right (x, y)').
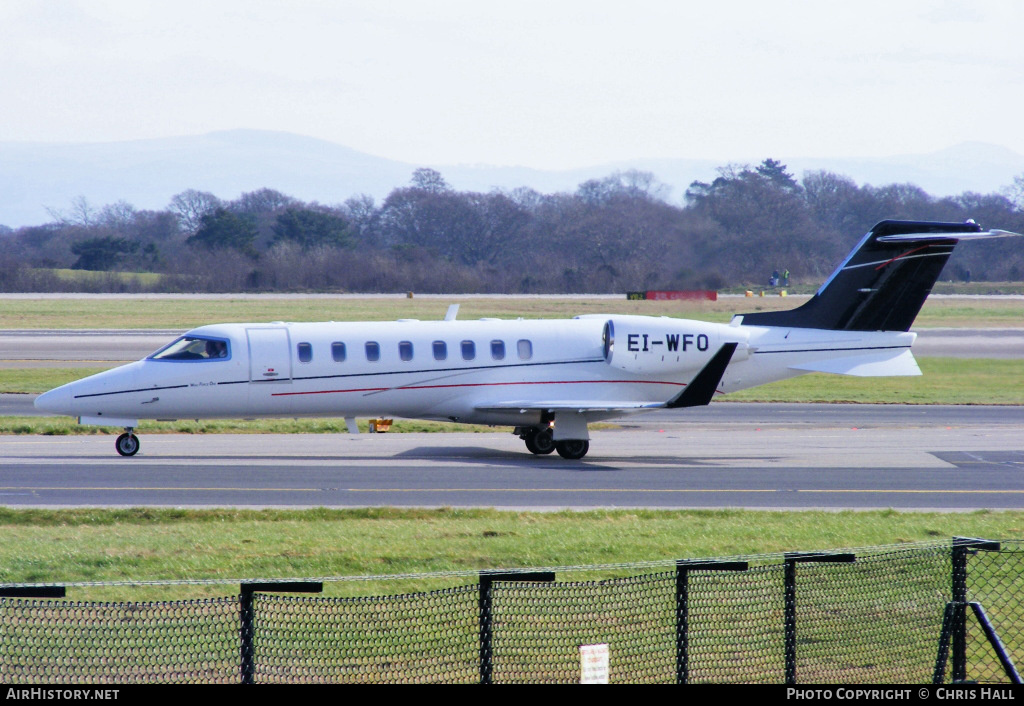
top-left (3, 404), bottom-right (1023, 511)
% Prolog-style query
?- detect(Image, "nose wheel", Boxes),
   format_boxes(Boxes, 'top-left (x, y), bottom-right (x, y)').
top-left (115, 430), bottom-right (140, 457)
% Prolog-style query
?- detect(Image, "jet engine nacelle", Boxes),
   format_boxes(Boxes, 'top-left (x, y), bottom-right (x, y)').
top-left (603, 316), bottom-right (731, 374)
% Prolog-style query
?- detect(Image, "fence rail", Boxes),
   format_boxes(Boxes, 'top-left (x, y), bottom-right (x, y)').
top-left (1, 538), bottom-right (1021, 684)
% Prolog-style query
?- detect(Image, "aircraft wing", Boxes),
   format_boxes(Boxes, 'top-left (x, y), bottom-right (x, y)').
top-left (477, 343), bottom-right (740, 414)
top-left (475, 401), bottom-right (662, 414)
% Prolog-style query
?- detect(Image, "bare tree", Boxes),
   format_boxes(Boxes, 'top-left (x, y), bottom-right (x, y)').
top-left (1003, 173), bottom-right (1024, 212)
top-left (168, 190), bottom-right (222, 234)
top-left (44, 195), bottom-right (97, 227)
top-left (409, 168), bottom-right (450, 194)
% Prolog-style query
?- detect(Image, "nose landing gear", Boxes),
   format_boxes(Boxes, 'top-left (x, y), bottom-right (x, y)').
top-left (115, 428), bottom-right (140, 457)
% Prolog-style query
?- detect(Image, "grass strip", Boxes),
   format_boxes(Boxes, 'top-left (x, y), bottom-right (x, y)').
top-left (0, 295), bottom-right (1021, 329)
top-left (0, 507), bottom-right (1019, 600)
top-left (0, 416), bottom-right (500, 435)
top-left (728, 357), bottom-right (1024, 405)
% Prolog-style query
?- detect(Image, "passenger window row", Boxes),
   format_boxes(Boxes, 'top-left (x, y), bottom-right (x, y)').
top-left (295, 339), bottom-right (533, 363)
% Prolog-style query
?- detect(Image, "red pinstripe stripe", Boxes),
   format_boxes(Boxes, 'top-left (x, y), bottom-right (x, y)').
top-left (874, 244), bottom-right (932, 270)
top-left (270, 378), bottom-right (685, 397)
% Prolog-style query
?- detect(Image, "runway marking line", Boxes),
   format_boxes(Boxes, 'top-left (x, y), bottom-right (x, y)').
top-left (2, 487), bottom-right (1024, 495)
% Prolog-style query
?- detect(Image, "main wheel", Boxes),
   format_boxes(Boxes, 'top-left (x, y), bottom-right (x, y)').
top-left (555, 439), bottom-right (589, 460)
top-left (115, 432), bottom-right (140, 457)
top-left (524, 427), bottom-right (556, 455)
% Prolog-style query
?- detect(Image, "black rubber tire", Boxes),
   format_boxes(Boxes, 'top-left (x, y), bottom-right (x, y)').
top-left (524, 427), bottom-right (556, 455)
top-left (555, 439), bottom-right (589, 460)
top-left (115, 433), bottom-right (140, 457)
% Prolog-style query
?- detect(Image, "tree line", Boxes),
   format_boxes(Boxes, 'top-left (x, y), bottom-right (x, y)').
top-left (1, 162), bottom-right (1023, 293)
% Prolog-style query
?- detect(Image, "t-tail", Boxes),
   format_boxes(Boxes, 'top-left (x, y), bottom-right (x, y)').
top-left (740, 220), bottom-right (1020, 332)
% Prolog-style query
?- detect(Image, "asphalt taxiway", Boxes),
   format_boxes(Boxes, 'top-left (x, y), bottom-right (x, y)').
top-left (2, 403), bottom-right (1023, 511)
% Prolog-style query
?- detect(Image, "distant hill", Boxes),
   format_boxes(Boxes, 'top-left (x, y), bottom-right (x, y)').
top-left (1, 130), bottom-right (1022, 227)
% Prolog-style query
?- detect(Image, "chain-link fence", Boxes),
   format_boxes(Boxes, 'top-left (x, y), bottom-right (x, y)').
top-left (0, 538), bottom-right (1020, 684)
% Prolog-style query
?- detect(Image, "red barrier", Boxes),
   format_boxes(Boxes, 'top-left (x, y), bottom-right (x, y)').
top-left (639, 290), bottom-right (717, 301)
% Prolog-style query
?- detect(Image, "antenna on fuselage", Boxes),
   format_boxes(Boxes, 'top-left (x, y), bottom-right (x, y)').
top-left (444, 304), bottom-right (459, 321)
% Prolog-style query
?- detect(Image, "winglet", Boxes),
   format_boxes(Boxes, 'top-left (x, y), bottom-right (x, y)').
top-left (665, 342), bottom-right (738, 409)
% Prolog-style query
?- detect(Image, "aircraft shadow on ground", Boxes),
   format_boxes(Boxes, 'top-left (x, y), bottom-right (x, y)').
top-left (394, 446), bottom-right (779, 470)
top-left (25, 447), bottom-right (782, 471)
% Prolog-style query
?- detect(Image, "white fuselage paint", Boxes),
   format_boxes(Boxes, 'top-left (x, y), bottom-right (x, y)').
top-left (34, 315), bottom-right (917, 429)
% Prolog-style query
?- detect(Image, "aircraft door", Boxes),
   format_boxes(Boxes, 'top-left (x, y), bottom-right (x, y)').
top-left (247, 327), bottom-right (292, 383)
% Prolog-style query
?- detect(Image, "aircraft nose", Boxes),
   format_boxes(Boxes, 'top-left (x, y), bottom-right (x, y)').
top-left (34, 386), bottom-right (73, 415)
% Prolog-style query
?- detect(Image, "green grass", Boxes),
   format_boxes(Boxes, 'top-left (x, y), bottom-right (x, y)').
top-left (1, 293), bottom-right (1022, 329)
top-left (41, 268), bottom-right (165, 287)
top-left (1, 295), bottom-right (730, 329)
top-left (0, 507), bottom-right (1018, 600)
top-left (0, 367), bottom-right (109, 394)
top-left (728, 358), bottom-right (1024, 405)
top-left (0, 415), bottom-right (503, 436)
top-left (0, 510), bottom-right (1013, 684)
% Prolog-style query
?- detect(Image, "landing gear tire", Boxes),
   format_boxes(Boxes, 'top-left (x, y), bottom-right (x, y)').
top-left (524, 427), bottom-right (556, 455)
top-left (555, 439), bottom-right (589, 460)
top-left (115, 432), bottom-right (140, 457)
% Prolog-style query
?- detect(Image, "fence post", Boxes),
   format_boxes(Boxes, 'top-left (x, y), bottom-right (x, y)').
top-left (933, 602), bottom-right (956, 684)
top-left (968, 602), bottom-right (1022, 683)
top-left (676, 561), bottom-right (747, 684)
top-left (950, 537), bottom-right (1000, 683)
top-left (238, 581), bottom-right (323, 685)
top-left (784, 552), bottom-right (856, 684)
top-left (478, 571), bottom-right (555, 684)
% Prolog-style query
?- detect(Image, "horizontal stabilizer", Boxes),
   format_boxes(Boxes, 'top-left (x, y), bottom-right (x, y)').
top-left (876, 229), bottom-right (1020, 243)
top-left (788, 349), bottom-right (921, 377)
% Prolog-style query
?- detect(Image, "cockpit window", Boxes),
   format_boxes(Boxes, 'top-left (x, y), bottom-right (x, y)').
top-left (150, 336), bottom-right (230, 361)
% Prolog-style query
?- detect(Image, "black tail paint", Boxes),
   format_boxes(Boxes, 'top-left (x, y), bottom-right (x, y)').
top-left (741, 220), bottom-right (984, 332)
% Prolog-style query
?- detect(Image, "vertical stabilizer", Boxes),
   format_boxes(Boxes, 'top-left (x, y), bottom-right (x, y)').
top-left (741, 220), bottom-right (1014, 332)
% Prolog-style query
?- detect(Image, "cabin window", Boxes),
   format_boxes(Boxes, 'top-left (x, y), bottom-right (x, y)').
top-left (331, 342), bottom-right (346, 362)
top-left (399, 341), bottom-right (414, 361)
top-left (433, 341), bottom-right (447, 361)
top-left (150, 336), bottom-right (230, 361)
top-left (461, 340), bottom-right (475, 360)
top-left (297, 342), bottom-right (312, 363)
top-left (365, 341), bottom-right (380, 362)
top-left (491, 340), bottom-right (505, 360)
top-left (517, 339), bottom-right (533, 360)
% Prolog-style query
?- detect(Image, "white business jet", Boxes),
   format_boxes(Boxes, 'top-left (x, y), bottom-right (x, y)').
top-left (35, 220), bottom-right (1019, 459)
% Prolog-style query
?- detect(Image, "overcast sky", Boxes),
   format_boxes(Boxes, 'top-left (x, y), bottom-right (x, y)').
top-left (2, 0), bottom-right (1022, 169)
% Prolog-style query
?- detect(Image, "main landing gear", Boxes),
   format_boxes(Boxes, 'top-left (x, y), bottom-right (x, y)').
top-left (523, 426), bottom-right (556, 455)
top-left (518, 426), bottom-right (590, 460)
top-left (555, 439), bottom-right (589, 460)
top-left (115, 428), bottom-right (140, 457)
